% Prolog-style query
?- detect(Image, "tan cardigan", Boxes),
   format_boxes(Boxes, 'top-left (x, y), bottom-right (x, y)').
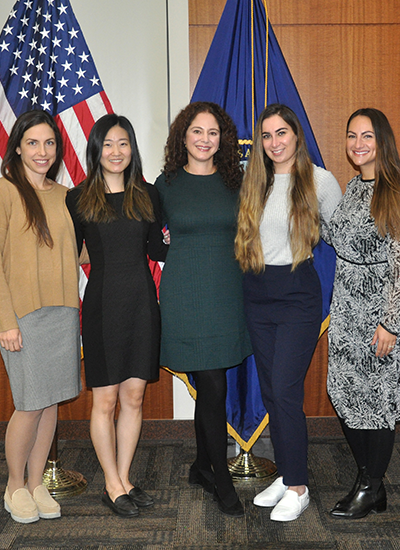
top-left (0, 177), bottom-right (79, 332)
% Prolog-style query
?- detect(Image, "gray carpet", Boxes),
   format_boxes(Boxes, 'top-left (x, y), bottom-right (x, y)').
top-left (1, 433), bottom-right (400, 549)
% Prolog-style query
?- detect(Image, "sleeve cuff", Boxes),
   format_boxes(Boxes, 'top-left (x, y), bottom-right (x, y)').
top-left (380, 322), bottom-right (398, 336)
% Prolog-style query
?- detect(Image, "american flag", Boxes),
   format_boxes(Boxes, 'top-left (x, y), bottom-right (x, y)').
top-left (0, 0), bottom-right (115, 302)
top-left (0, 0), bottom-right (113, 189)
top-left (0, 0), bottom-right (163, 301)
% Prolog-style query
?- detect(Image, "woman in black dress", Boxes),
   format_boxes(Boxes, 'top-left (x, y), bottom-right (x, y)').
top-left (66, 114), bottom-right (168, 517)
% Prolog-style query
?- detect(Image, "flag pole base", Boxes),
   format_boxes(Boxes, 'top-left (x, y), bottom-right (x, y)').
top-left (228, 449), bottom-right (277, 480)
top-left (42, 459), bottom-right (87, 499)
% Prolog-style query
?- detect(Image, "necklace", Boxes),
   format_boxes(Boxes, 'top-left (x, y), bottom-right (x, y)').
top-left (183, 164), bottom-right (217, 175)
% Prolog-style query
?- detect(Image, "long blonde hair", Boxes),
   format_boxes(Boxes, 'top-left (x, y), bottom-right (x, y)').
top-left (235, 104), bottom-right (319, 272)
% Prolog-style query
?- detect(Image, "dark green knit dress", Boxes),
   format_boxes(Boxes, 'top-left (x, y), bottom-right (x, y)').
top-left (155, 168), bottom-right (252, 372)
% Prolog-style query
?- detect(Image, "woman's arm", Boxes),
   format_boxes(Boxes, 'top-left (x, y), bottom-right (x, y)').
top-left (65, 186), bottom-right (84, 256)
top-left (0, 182), bottom-right (22, 347)
top-left (146, 184), bottom-right (169, 262)
top-left (376, 236), bottom-right (400, 354)
top-left (316, 167), bottom-right (342, 244)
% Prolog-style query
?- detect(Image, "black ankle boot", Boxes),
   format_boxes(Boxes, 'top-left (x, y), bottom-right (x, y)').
top-left (330, 466), bottom-right (366, 512)
top-left (330, 471), bottom-right (386, 519)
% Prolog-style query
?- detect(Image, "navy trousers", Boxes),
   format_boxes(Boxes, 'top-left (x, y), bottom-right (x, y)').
top-left (243, 261), bottom-right (322, 486)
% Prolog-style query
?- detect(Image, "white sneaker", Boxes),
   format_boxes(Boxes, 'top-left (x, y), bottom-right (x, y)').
top-left (253, 477), bottom-right (288, 507)
top-left (270, 487), bottom-right (309, 522)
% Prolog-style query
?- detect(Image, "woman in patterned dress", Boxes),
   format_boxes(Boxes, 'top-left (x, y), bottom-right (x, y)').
top-left (326, 108), bottom-right (400, 519)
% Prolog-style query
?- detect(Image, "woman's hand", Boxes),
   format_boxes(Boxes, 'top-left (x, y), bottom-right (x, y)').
top-left (79, 242), bottom-right (90, 265)
top-left (371, 325), bottom-right (396, 357)
top-left (0, 329), bottom-right (23, 352)
top-left (163, 229), bottom-right (171, 245)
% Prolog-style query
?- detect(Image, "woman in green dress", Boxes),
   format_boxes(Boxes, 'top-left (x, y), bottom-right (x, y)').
top-left (155, 102), bottom-right (252, 517)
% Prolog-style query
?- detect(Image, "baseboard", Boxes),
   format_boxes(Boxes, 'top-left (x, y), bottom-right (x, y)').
top-left (0, 416), bottom-right (349, 441)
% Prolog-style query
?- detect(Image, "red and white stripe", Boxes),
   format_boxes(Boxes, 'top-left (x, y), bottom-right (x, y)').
top-left (0, 83), bottom-right (17, 165)
top-left (56, 91), bottom-right (113, 189)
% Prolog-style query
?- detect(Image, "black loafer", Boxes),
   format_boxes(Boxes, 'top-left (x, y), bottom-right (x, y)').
top-left (213, 489), bottom-right (244, 518)
top-left (128, 486), bottom-right (154, 508)
top-left (102, 488), bottom-right (139, 517)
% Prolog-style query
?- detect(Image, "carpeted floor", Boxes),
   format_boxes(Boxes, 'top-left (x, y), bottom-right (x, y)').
top-left (1, 426), bottom-right (400, 549)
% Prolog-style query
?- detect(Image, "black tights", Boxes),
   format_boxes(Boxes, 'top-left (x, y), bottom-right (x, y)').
top-left (191, 369), bottom-right (236, 504)
top-left (340, 418), bottom-right (395, 479)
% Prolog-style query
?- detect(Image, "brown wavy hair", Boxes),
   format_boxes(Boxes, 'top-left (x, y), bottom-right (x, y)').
top-left (1, 110), bottom-right (63, 248)
top-left (163, 101), bottom-right (243, 189)
top-left (77, 114), bottom-right (154, 223)
top-left (347, 108), bottom-right (400, 239)
top-left (235, 104), bottom-right (319, 272)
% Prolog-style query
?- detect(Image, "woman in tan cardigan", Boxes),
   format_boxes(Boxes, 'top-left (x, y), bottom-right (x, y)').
top-left (0, 110), bottom-right (81, 524)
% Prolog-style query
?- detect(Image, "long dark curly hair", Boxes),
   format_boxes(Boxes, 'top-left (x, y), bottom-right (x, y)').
top-left (163, 101), bottom-right (243, 189)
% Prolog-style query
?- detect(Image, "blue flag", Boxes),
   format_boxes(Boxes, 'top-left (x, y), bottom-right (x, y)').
top-left (184, 0), bottom-right (336, 451)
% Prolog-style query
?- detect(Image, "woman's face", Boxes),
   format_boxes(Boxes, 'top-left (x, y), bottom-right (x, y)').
top-left (16, 123), bottom-right (57, 183)
top-left (100, 125), bottom-right (132, 177)
top-left (184, 112), bottom-right (220, 166)
top-left (346, 115), bottom-right (376, 179)
top-left (261, 114), bottom-right (297, 174)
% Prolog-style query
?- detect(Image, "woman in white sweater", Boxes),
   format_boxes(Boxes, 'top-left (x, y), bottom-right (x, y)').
top-left (235, 104), bottom-right (342, 522)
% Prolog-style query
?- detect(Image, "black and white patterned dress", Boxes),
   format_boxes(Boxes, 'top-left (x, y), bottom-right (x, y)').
top-left (326, 175), bottom-right (400, 429)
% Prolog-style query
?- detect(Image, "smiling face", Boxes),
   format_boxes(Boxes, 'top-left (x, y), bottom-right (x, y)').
top-left (346, 115), bottom-right (377, 179)
top-left (261, 114), bottom-right (298, 174)
top-left (100, 125), bottom-right (132, 179)
top-left (16, 123), bottom-right (57, 184)
top-left (184, 112), bottom-right (220, 170)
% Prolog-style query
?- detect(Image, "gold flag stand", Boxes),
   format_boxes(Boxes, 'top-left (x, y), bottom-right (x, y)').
top-left (228, 447), bottom-right (277, 481)
top-left (42, 425), bottom-right (87, 498)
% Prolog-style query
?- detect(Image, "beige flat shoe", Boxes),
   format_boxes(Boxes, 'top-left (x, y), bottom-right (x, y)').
top-left (4, 487), bottom-right (39, 523)
top-left (32, 485), bottom-right (61, 519)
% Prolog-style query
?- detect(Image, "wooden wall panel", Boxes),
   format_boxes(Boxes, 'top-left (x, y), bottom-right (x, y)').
top-left (266, 1), bottom-right (400, 25)
top-left (0, 355), bottom-right (15, 421)
top-left (189, 0), bottom-right (400, 416)
top-left (189, 27), bottom-right (218, 96)
top-left (189, 0), bottom-right (225, 25)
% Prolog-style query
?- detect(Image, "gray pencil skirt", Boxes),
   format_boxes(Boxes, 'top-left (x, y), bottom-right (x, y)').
top-left (0, 306), bottom-right (81, 411)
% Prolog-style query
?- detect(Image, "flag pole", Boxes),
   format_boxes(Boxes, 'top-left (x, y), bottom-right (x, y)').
top-left (42, 424), bottom-right (87, 498)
